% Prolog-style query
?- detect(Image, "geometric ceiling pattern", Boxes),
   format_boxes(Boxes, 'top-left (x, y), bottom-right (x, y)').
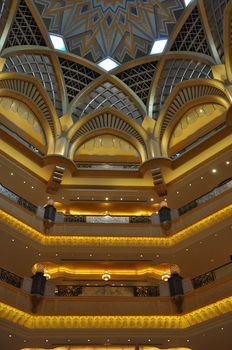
top-left (4, 0), bottom-right (46, 48)
top-left (0, 0), bottom-right (231, 134)
top-left (152, 59), bottom-right (213, 118)
top-left (203, 0), bottom-right (229, 62)
top-left (72, 81), bottom-right (144, 123)
top-left (116, 61), bottom-right (158, 107)
top-left (32, 0), bottom-right (185, 63)
top-left (59, 57), bottom-right (100, 103)
top-left (171, 6), bottom-right (212, 56)
top-left (3, 54), bottom-right (63, 116)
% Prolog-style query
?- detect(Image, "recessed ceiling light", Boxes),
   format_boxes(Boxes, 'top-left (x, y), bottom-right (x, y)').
top-left (212, 169), bottom-right (217, 173)
top-left (167, 339), bottom-right (170, 342)
top-left (31, 186), bottom-right (34, 189)
top-left (38, 253), bottom-right (41, 256)
top-left (105, 197), bottom-right (109, 200)
top-left (23, 340), bottom-right (27, 343)
top-left (88, 339), bottom-right (91, 342)
top-left (98, 57), bottom-right (119, 71)
top-left (187, 339), bottom-right (190, 342)
top-left (120, 197), bottom-right (123, 200)
top-left (10, 172), bottom-right (13, 175)
top-left (156, 254), bottom-right (160, 258)
top-left (189, 183), bottom-right (192, 187)
top-left (55, 253), bottom-right (58, 257)
top-left (221, 327), bottom-right (224, 330)
top-left (140, 254), bottom-right (143, 258)
top-left (184, 0), bottom-right (193, 6)
top-left (128, 339), bottom-right (131, 342)
top-left (148, 339), bottom-right (151, 342)
top-left (11, 239), bottom-right (15, 242)
top-left (150, 198), bottom-right (154, 201)
top-left (150, 39), bottom-right (168, 54)
top-left (90, 253), bottom-right (92, 256)
top-left (137, 198), bottom-right (139, 201)
top-left (25, 246), bottom-right (28, 249)
top-left (49, 34), bottom-right (67, 51)
top-left (176, 191), bottom-right (179, 194)
top-left (9, 334), bottom-right (12, 338)
top-left (23, 180), bottom-right (26, 183)
top-left (201, 176), bottom-right (204, 180)
top-left (186, 248), bottom-right (189, 252)
top-left (226, 161), bottom-right (230, 165)
top-left (45, 339), bottom-right (48, 343)
top-left (77, 197), bottom-right (80, 200)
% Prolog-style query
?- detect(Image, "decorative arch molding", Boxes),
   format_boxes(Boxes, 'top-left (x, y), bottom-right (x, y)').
top-left (69, 128), bottom-right (145, 164)
top-left (224, 0), bottom-right (232, 82)
top-left (148, 52), bottom-right (215, 118)
top-left (155, 79), bottom-right (229, 143)
top-left (0, 90), bottom-right (55, 154)
top-left (67, 107), bottom-right (149, 161)
top-left (0, 72), bottom-right (61, 139)
top-left (69, 75), bottom-right (147, 124)
top-left (161, 96), bottom-right (229, 156)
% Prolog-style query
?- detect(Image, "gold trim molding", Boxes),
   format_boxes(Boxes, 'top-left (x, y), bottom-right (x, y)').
top-left (0, 296), bottom-right (231, 329)
top-left (1, 203), bottom-right (232, 247)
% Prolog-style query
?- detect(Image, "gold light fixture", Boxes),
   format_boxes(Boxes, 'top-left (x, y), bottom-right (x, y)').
top-left (102, 270), bottom-right (111, 281)
top-left (162, 271), bottom-right (170, 282)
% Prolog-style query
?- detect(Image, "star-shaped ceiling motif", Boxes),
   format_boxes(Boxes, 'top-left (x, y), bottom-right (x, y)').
top-left (33, 0), bottom-right (185, 63)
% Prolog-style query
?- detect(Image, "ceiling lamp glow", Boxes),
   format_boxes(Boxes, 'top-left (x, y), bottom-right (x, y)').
top-left (184, 0), bottom-right (193, 6)
top-left (49, 34), bottom-right (67, 51)
top-left (150, 39), bottom-right (168, 55)
top-left (98, 57), bottom-right (119, 71)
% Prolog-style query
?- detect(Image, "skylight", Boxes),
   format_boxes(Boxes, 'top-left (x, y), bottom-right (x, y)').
top-left (150, 39), bottom-right (168, 55)
top-left (49, 34), bottom-right (67, 51)
top-left (184, 0), bottom-right (193, 6)
top-left (98, 57), bottom-right (119, 71)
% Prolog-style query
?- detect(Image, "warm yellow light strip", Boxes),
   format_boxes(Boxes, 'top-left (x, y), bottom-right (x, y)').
top-left (21, 347), bottom-right (192, 350)
top-left (32, 262), bottom-right (171, 279)
top-left (0, 296), bottom-right (232, 329)
top-left (1, 205), bottom-right (232, 247)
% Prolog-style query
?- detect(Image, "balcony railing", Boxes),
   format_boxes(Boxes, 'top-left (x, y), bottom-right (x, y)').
top-left (0, 267), bottom-right (23, 288)
top-left (1, 177), bottom-right (232, 224)
top-left (0, 262), bottom-right (231, 298)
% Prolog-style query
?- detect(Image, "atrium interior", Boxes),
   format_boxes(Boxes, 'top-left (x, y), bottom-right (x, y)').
top-left (0, 0), bottom-right (232, 349)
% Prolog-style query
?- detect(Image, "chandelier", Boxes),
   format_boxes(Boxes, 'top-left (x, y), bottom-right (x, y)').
top-left (102, 270), bottom-right (111, 281)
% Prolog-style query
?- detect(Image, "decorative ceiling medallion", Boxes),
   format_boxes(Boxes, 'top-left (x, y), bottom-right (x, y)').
top-left (33, 0), bottom-right (185, 63)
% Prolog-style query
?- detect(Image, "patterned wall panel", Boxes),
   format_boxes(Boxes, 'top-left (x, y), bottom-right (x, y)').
top-left (58, 57), bottom-right (100, 103)
top-left (72, 82), bottom-right (144, 124)
top-left (203, 0), bottom-right (229, 62)
top-left (152, 59), bottom-right (213, 119)
top-left (3, 55), bottom-right (62, 116)
top-left (171, 6), bottom-right (211, 56)
top-left (116, 61), bottom-right (158, 107)
top-left (5, 0), bottom-right (46, 48)
top-left (32, 0), bottom-right (185, 63)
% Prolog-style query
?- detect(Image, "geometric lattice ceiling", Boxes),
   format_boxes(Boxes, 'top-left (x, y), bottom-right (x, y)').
top-left (32, 0), bottom-right (185, 63)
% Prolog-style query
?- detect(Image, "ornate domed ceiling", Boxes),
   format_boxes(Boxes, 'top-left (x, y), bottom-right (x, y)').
top-left (32, 0), bottom-right (185, 63)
